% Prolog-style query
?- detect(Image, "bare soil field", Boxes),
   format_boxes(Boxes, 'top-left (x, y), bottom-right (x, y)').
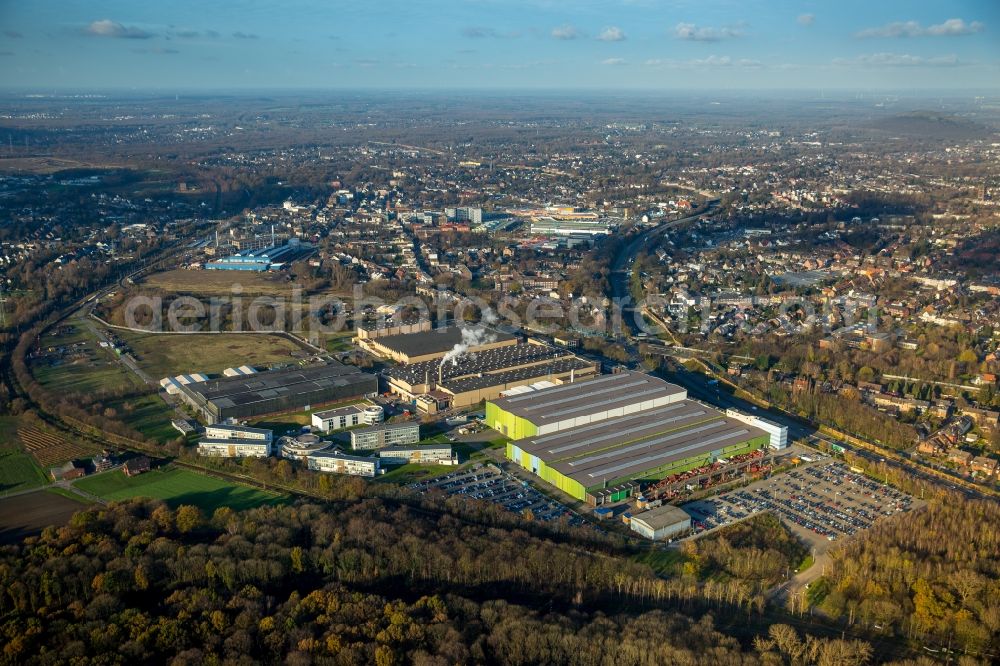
top-left (0, 491), bottom-right (86, 545)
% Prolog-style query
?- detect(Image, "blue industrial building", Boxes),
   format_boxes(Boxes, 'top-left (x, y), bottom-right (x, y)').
top-left (205, 239), bottom-right (313, 272)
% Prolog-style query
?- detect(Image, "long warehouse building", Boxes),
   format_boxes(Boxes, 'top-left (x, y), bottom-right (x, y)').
top-left (177, 362), bottom-right (377, 422)
top-left (488, 372), bottom-right (769, 504)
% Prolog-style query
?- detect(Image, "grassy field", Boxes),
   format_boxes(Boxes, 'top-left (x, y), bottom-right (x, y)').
top-left (376, 463), bottom-right (454, 485)
top-left (32, 323), bottom-right (143, 396)
top-left (74, 466), bottom-right (287, 513)
top-left (109, 393), bottom-right (182, 443)
top-left (0, 417), bottom-right (50, 496)
top-left (141, 269), bottom-right (307, 296)
top-left (633, 548), bottom-right (688, 576)
top-left (118, 331), bottom-right (305, 378)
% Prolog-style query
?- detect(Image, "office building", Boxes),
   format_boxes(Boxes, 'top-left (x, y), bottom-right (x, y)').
top-left (350, 422), bottom-right (420, 450)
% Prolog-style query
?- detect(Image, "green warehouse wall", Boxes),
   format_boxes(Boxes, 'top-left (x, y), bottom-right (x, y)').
top-left (506, 434), bottom-right (770, 503)
top-left (486, 402), bottom-right (538, 440)
top-left (583, 435), bottom-right (770, 492)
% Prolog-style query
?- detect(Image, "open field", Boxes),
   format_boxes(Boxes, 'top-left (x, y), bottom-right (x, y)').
top-left (140, 269), bottom-right (309, 296)
top-left (18, 426), bottom-right (99, 467)
top-left (118, 331), bottom-right (306, 378)
top-left (0, 417), bottom-right (49, 495)
top-left (107, 393), bottom-right (180, 443)
top-left (31, 322), bottom-right (143, 395)
top-left (0, 491), bottom-right (87, 545)
top-left (74, 466), bottom-right (287, 513)
top-left (0, 156), bottom-right (125, 175)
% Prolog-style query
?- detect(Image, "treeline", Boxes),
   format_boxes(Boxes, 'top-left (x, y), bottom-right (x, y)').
top-left (680, 513), bottom-right (809, 592)
top-left (819, 501), bottom-right (1000, 657)
top-left (0, 499), bottom-right (929, 666)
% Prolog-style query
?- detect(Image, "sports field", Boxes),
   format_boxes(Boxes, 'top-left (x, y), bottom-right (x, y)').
top-left (117, 331), bottom-right (304, 377)
top-left (74, 466), bottom-right (286, 513)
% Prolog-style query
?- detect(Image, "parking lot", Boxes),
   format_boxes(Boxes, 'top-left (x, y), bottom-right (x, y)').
top-left (409, 464), bottom-right (582, 524)
top-left (683, 460), bottom-right (917, 551)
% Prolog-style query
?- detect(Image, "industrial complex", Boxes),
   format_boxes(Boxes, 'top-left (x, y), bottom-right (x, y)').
top-left (204, 238), bottom-right (315, 272)
top-left (175, 362), bottom-right (377, 421)
top-left (360, 324), bottom-right (517, 364)
top-left (384, 339), bottom-right (598, 412)
top-left (487, 372), bottom-right (775, 505)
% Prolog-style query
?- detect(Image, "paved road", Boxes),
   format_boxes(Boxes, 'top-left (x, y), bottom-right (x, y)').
top-left (609, 202), bottom-right (719, 343)
top-left (662, 363), bottom-right (989, 500)
top-left (604, 202), bottom-right (992, 503)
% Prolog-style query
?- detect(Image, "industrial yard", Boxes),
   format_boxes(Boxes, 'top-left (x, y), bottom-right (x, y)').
top-left (490, 371), bottom-right (778, 505)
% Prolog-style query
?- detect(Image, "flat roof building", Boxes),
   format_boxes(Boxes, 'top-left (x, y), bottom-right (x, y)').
top-left (630, 504), bottom-right (692, 541)
top-left (489, 372), bottom-right (769, 504)
top-left (359, 324), bottom-right (517, 364)
top-left (350, 422), bottom-right (421, 451)
top-left (386, 340), bottom-right (598, 410)
top-left (306, 451), bottom-right (379, 477)
top-left (197, 438), bottom-right (271, 458)
top-left (486, 371), bottom-right (687, 439)
top-left (378, 444), bottom-right (456, 466)
top-left (311, 404), bottom-right (384, 433)
top-left (204, 424), bottom-right (273, 442)
top-left (176, 362), bottom-right (377, 422)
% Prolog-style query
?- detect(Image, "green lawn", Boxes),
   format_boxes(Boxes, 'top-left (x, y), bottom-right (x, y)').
top-left (324, 331), bottom-right (355, 353)
top-left (0, 417), bottom-right (49, 496)
top-left (0, 451), bottom-right (49, 496)
top-left (633, 548), bottom-right (688, 576)
top-left (111, 393), bottom-right (179, 443)
top-left (74, 466), bottom-right (287, 513)
top-left (376, 462), bottom-right (455, 485)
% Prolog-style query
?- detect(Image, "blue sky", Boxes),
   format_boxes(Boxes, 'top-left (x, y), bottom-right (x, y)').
top-left (0, 0), bottom-right (998, 90)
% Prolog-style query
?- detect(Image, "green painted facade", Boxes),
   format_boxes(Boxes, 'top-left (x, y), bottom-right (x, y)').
top-left (486, 402), bottom-right (538, 440)
top-left (507, 433), bottom-right (769, 502)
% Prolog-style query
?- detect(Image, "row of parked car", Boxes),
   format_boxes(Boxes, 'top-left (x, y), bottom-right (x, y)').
top-left (409, 464), bottom-right (580, 524)
top-left (684, 461), bottom-right (914, 541)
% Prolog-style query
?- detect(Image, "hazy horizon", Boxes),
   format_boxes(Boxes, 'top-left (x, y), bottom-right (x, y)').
top-left (1, 1), bottom-right (998, 91)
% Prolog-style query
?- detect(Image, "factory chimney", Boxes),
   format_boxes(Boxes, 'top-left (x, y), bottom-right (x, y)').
top-left (424, 369), bottom-right (430, 387)
top-left (271, 224), bottom-right (275, 247)
top-left (438, 362), bottom-right (444, 385)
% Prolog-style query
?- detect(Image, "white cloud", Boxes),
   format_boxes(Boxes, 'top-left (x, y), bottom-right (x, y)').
top-left (601, 57), bottom-right (627, 66)
top-left (833, 52), bottom-right (962, 67)
top-left (598, 26), bottom-right (626, 42)
top-left (797, 14), bottom-right (815, 27)
top-left (673, 22), bottom-right (742, 42)
top-left (84, 19), bottom-right (154, 39)
top-left (644, 55), bottom-right (761, 68)
top-left (462, 26), bottom-right (520, 39)
top-left (551, 25), bottom-right (580, 40)
top-left (857, 18), bottom-right (984, 39)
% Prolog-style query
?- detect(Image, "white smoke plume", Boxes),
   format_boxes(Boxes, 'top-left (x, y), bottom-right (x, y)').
top-left (440, 308), bottom-right (498, 368)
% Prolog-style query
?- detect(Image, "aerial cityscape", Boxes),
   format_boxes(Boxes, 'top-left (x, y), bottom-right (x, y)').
top-left (0, 1), bottom-right (998, 664)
